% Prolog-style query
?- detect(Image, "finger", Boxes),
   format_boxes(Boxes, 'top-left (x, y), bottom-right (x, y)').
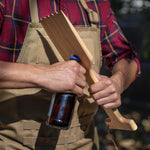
top-left (72, 85), bottom-right (84, 96)
top-left (70, 60), bottom-right (86, 74)
top-left (76, 75), bottom-right (86, 89)
top-left (102, 100), bottom-right (121, 109)
top-left (92, 84), bottom-right (116, 100)
top-left (89, 79), bottom-right (111, 94)
top-left (95, 93), bottom-right (120, 106)
top-left (78, 72), bottom-right (86, 81)
top-left (79, 65), bottom-right (86, 74)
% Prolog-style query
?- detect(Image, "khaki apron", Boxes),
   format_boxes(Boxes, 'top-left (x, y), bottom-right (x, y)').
top-left (0, 0), bottom-right (102, 149)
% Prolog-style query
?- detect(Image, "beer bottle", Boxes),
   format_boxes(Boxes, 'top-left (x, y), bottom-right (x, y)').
top-left (47, 55), bottom-right (81, 129)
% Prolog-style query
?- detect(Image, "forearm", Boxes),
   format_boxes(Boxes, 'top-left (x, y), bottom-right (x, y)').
top-left (0, 81), bottom-right (37, 89)
top-left (0, 61), bottom-right (86, 95)
top-left (111, 58), bottom-right (138, 94)
top-left (0, 61), bottom-right (39, 88)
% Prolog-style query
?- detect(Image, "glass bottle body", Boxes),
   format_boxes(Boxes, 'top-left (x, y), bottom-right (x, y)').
top-left (47, 93), bottom-right (76, 129)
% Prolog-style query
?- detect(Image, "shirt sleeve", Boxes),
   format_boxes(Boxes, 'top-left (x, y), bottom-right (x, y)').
top-left (0, 1), bottom-right (5, 29)
top-left (101, 2), bottom-right (141, 77)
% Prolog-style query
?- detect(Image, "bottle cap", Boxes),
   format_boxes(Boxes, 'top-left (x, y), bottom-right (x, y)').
top-left (69, 55), bottom-right (81, 63)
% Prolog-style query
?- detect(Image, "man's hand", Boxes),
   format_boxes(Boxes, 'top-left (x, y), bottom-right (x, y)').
top-left (33, 60), bottom-right (86, 96)
top-left (89, 58), bottom-right (138, 109)
top-left (89, 71), bottom-right (122, 109)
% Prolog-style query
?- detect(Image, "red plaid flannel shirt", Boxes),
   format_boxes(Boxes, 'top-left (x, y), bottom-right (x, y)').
top-left (0, 0), bottom-right (140, 75)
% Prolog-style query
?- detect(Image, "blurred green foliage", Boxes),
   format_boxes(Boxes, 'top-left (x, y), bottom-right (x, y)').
top-left (142, 7), bottom-right (150, 20)
top-left (141, 34), bottom-right (150, 61)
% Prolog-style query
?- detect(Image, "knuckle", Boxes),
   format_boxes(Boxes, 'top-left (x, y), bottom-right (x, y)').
top-left (108, 79), bottom-right (112, 84)
top-left (69, 61), bottom-right (79, 71)
top-left (78, 89), bottom-right (84, 96)
top-left (89, 85), bottom-right (94, 93)
top-left (110, 86), bottom-right (116, 93)
top-left (82, 76), bottom-right (86, 82)
top-left (82, 67), bottom-right (86, 74)
top-left (84, 82), bottom-right (86, 88)
top-left (68, 80), bottom-right (76, 90)
top-left (105, 78), bottom-right (111, 84)
top-left (92, 94), bottom-right (98, 100)
top-left (117, 100), bottom-right (121, 107)
top-left (92, 95), bottom-right (96, 100)
top-left (73, 66), bottom-right (79, 72)
top-left (113, 93), bottom-right (119, 99)
top-left (83, 80), bottom-right (86, 87)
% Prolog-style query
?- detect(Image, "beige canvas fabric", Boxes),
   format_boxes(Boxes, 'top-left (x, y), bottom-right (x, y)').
top-left (0, 0), bottom-right (102, 149)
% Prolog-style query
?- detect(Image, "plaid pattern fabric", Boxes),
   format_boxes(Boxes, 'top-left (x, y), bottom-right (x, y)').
top-left (0, 0), bottom-right (140, 75)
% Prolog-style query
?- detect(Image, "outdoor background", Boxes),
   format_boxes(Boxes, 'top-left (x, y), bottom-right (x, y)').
top-left (95, 0), bottom-right (150, 149)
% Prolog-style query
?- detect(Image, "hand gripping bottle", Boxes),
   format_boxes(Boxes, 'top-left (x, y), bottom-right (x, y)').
top-left (47, 55), bottom-right (81, 129)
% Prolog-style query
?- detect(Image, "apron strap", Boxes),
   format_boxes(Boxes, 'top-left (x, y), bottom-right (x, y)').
top-left (80, 0), bottom-right (99, 24)
top-left (29, 0), bottom-right (99, 24)
top-left (29, 0), bottom-right (39, 23)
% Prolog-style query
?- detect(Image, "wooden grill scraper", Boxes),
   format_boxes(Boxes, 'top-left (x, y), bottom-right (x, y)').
top-left (40, 11), bottom-right (137, 131)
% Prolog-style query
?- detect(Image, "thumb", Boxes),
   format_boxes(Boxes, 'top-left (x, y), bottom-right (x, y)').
top-left (91, 69), bottom-right (101, 81)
